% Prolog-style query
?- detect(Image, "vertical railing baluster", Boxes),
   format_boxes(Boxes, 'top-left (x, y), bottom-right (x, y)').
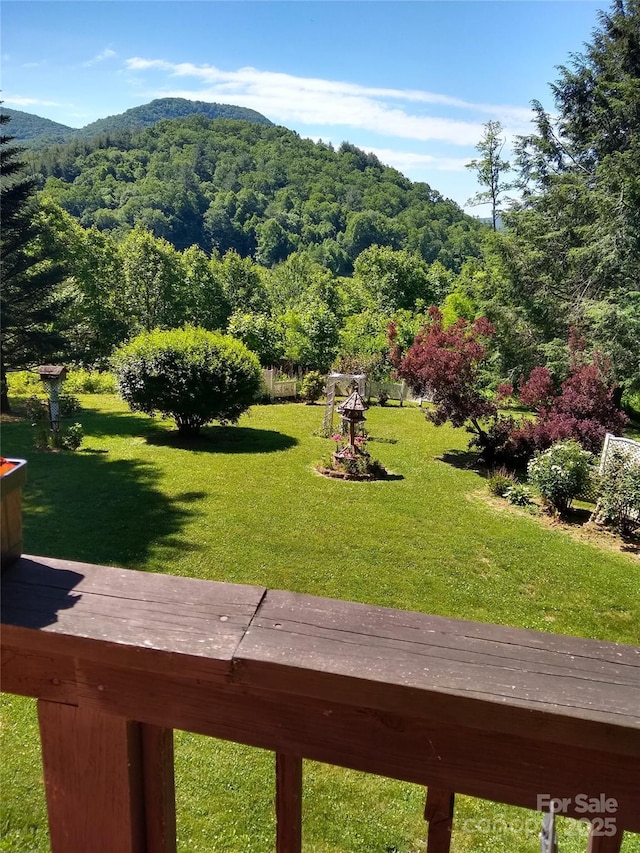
top-left (276, 752), bottom-right (302, 853)
top-left (586, 824), bottom-right (624, 853)
top-left (424, 787), bottom-right (455, 853)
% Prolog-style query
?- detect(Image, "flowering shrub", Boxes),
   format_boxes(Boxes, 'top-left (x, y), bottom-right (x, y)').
top-left (527, 440), bottom-right (594, 514)
top-left (321, 434), bottom-right (387, 479)
top-left (61, 423), bottom-right (84, 451)
top-left (594, 450), bottom-right (640, 534)
top-left (24, 395), bottom-right (84, 451)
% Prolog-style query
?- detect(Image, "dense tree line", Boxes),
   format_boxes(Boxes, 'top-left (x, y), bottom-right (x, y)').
top-left (33, 199), bottom-right (446, 376)
top-left (484, 0), bottom-right (639, 399)
top-left (4, 98), bottom-right (273, 150)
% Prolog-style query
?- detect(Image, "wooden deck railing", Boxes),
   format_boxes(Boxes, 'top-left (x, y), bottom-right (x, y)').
top-left (1, 555), bottom-right (639, 853)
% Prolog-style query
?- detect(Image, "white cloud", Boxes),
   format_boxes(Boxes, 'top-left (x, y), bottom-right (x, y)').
top-left (2, 95), bottom-right (62, 108)
top-left (84, 48), bottom-right (117, 67)
top-left (362, 147), bottom-right (471, 173)
top-left (123, 57), bottom-right (533, 146)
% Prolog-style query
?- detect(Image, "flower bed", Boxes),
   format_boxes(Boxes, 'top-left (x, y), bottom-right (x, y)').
top-left (316, 434), bottom-right (388, 481)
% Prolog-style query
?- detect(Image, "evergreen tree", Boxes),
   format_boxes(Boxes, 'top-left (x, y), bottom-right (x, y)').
top-left (511, 0), bottom-right (640, 302)
top-left (1, 113), bottom-right (69, 412)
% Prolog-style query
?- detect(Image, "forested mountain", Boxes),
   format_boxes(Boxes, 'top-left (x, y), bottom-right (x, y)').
top-left (5, 99), bottom-right (272, 148)
top-left (30, 116), bottom-right (484, 270)
top-left (2, 107), bottom-right (75, 147)
top-left (75, 98), bottom-right (273, 138)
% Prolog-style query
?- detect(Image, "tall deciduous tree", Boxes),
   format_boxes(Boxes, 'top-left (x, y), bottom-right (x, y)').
top-left (181, 245), bottom-right (230, 331)
top-left (0, 113), bottom-right (69, 412)
top-left (353, 246), bottom-right (435, 313)
top-left (38, 199), bottom-right (129, 365)
top-left (466, 121), bottom-right (513, 230)
top-left (119, 226), bottom-right (185, 333)
top-left (217, 250), bottom-right (269, 315)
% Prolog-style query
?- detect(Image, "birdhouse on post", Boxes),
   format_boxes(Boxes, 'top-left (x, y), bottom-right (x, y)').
top-left (336, 390), bottom-right (367, 448)
top-left (37, 365), bottom-right (68, 435)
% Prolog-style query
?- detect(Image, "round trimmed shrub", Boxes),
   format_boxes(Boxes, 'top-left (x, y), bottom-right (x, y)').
top-left (112, 327), bottom-right (262, 436)
top-left (299, 371), bottom-right (324, 404)
top-left (527, 439), bottom-right (593, 514)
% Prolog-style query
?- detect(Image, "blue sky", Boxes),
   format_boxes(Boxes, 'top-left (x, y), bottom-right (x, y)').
top-left (3, 1), bottom-right (602, 212)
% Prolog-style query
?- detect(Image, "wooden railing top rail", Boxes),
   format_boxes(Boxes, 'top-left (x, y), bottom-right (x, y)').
top-left (2, 555), bottom-right (640, 846)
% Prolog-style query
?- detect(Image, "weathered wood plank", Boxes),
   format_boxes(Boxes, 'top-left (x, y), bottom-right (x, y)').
top-left (1, 647), bottom-right (77, 703)
top-left (70, 661), bottom-right (640, 831)
top-left (248, 590), bottom-right (640, 665)
top-left (233, 590), bottom-right (640, 746)
top-left (424, 788), bottom-right (454, 853)
top-left (6, 556), bottom-right (263, 607)
top-left (2, 556), bottom-right (266, 682)
top-left (276, 753), bottom-right (302, 853)
top-left (141, 725), bottom-right (176, 853)
top-left (38, 701), bottom-right (145, 853)
top-left (3, 556), bottom-right (640, 842)
top-left (2, 556), bottom-right (264, 647)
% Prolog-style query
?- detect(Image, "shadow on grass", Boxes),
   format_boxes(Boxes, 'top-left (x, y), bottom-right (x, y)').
top-left (18, 450), bottom-right (205, 570)
top-left (77, 405), bottom-right (298, 454)
top-left (438, 449), bottom-right (487, 473)
top-left (78, 405), bottom-right (164, 438)
top-left (3, 406), bottom-right (193, 569)
top-left (146, 425), bottom-right (298, 454)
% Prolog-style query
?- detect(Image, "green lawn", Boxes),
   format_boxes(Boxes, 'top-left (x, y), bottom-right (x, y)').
top-left (1, 396), bottom-right (639, 853)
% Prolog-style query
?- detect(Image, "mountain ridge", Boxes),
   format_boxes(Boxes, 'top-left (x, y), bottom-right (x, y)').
top-left (2, 98), bottom-right (273, 148)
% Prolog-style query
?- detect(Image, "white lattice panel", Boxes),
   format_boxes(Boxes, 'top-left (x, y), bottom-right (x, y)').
top-left (599, 433), bottom-right (640, 473)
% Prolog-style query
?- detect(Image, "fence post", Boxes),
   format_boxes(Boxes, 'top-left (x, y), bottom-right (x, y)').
top-left (141, 724), bottom-right (177, 853)
top-left (38, 701), bottom-right (176, 853)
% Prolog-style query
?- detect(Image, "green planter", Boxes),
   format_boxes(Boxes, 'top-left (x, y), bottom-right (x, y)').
top-left (1, 458), bottom-right (27, 568)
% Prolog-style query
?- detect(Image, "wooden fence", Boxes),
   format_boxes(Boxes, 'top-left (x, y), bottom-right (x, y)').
top-left (262, 369), bottom-right (298, 400)
top-left (2, 555), bottom-right (639, 853)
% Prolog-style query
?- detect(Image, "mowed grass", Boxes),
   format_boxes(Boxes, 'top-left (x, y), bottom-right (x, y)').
top-left (1, 396), bottom-right (639, 853)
